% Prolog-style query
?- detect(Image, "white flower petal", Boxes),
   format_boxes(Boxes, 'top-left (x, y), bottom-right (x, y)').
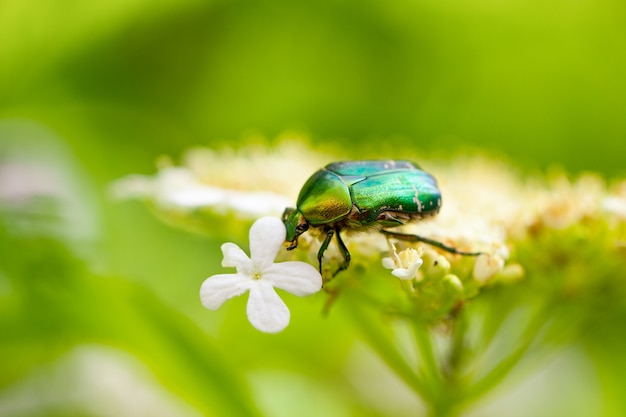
top-left (246, 280), bottom-right (290, 333)
top-left (391, 265), bottom-right (420, 280)
top-left (473, 254), bottom-right (505, 283)
top-left (200, 273), bottom-right (251, 310)
top-left (603, 196), bottom-right (626, 218)
top-left (381, 257), bottom-right (397, 270)
top-left (166, 185), bottom-right (227, 208)
top-left (223, 190), bottom-right (294, 217)
top-left (263, 261), bottom-right (323, 296)
top-left (249, 217), bottom-right (286, 270)
top-left (382, 246), bottom-right (423, 280)
top-left (221, 242), bottom-right (252, 273)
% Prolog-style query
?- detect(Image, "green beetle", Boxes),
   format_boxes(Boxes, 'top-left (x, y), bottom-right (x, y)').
top-left (282, 160), bottom-right (481, 275)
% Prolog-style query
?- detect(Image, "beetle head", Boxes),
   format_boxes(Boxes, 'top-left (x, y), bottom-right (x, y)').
top-left (282, 207), bottom-right (309, 250)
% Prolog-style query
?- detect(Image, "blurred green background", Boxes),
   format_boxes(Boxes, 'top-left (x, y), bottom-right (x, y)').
top-left (1, 0), bottom-right (625, 416)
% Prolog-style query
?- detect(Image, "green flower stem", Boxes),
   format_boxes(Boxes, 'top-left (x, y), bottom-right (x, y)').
top-left (342, 292), bottom-right (432, 401)
top-left (411, 319), bottom-right (463, 417)
top-left (460, 304), bottom-right (549, 405)
top-left (411, 318), bottom-right (441, 391)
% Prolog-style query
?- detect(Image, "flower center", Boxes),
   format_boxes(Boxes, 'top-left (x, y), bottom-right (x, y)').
top-left (252, 271), bottom-right (262, 280)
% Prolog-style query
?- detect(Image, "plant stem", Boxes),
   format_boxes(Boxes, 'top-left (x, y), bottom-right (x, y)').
top-left (343, 293), bottom-right (432, 401)
top-left (412, 318), bottom-right (440, 391)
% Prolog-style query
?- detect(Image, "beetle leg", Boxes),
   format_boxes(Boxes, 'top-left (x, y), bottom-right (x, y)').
top-left (381, 230), bottom-right (484, 256)
top-left (317, 227), bottom-right (335, 274)
top-left (286, 238), bottom-right (298, 250)
top-left (317, 227), bottom-right (351, 278)
top-left (375, 211), bottom-right (408, 226)
top-left (334, 228), bottom-right (351, 275)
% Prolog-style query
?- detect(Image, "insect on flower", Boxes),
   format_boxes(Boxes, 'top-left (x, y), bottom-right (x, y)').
top-left (282, 160), bottom-right (483, 276)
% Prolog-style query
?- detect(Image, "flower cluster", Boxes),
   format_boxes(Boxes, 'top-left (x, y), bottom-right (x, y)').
top-left (111, 139), bottom-right (332, 220)
top-left (114, 139), bottom-right (626, 332)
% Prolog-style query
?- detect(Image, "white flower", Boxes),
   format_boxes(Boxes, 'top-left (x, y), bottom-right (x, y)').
top-left (382, 244), bottom-right (424, 280)
top-left (200, 217), bottom-right (322, 333)
top-left (473, 253), bottom-right (505, 283)
top-left (603, 195), bottom-right (626, 219)
top-left (111, 167), bottom-right (293, 218)
top-left (472, 242), bottom-right (508, 283)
